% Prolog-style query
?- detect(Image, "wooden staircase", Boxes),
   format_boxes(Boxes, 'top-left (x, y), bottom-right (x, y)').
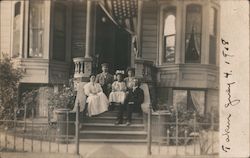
top-left (79, 110), bottom-right (147, 143)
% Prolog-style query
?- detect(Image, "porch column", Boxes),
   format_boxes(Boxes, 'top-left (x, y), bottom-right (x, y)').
top-left (85, 0), bottom-right (92, 58)
top-left (135, 0), bottom-right (144, 79)
top-left (136, 0), bottom-right (143, 59)
top-left (83, 0), bottom-right (93, 78)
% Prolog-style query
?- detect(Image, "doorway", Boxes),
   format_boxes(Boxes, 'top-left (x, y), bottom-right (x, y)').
top-left (94, 5), bottom-right (131, 74)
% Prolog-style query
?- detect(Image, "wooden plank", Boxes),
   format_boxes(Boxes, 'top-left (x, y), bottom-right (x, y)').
top-left (142, 13), bottom-right (157, 18)
top-left (143, 19), bottom-right (157, 25)
top-left (142, 25), bottom-right (157, 30)
top-left (142, 47), bottom-right (157, 53)
top-left (142, 36), bottom-right (157, 42)
top-left (143, 30), bottom-right (157, 36)
top-left (142, 43), bottom-right (157, 48)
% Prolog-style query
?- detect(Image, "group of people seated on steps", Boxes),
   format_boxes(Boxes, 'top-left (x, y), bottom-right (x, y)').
top-left (74, 63), bottom-right (144, 126)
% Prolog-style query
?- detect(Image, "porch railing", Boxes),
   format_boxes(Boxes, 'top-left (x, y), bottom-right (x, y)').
top-left (146, 106), bottom-right (219, 156)
top-left (0, 105), bottom-right (80, 155)
top-left (73, 57), bottom-right (85, 78)
top-left (73, 57), bottom-right (92, 79)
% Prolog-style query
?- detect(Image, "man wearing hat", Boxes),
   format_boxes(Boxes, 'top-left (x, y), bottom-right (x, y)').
top-left (124, 67), bottom-right (136, 90)
top-left (95, 63), bottom-right (113, 97)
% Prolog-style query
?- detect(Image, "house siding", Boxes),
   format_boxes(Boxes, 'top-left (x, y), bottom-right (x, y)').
top-left (71, 1), bottom-right (86, 58)
top-left (0, 1), bottom-right (13, 55)
top-left (141, 1), bottom-right (158, 62)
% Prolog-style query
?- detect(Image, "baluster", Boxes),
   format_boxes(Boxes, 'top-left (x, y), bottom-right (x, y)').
top-left (5, 126), bottom-right (8, 149)
top-left (40, 127), bottom-right (43, 152)
top-left (75, 103), bottom-right (80, 155)
top-left (166, 129), bottom-right (170, 154)
top-left (66, 111), bottom-right (69, 153)
top-left (57, 128), bottom-right (60, 153)
top-left (147, 105), bottom-right (152, 155)
top-left (184, 129), bottom-right (187, 155)
top-left (193, 113), bottom-right (196, 155)
top-left (0, 131), bottom-right (1, 148)
top-left (31, 108), bottom-right (34, 152)
top-left (76, 62), bottom-right (79, 74)
top-left (22, 126), bottom-right (25, 151)
top-left (175, 110), bottom-right (178, 156)
top-left (80, 61), bottom-right (84, 74)
top-left (14, 108), bottom-right (17, 151)
top-left (158, 111), bottom-right (161, 154)
top-left (49, 134), bottom-right (51, 153)
top-left (211, 112), bottom-right (214, 154)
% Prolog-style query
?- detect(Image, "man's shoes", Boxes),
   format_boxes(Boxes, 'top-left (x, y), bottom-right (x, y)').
top-left (125, 122), bottom-right (131, 126)
top-left (115, 120), bottom-right (123, 125)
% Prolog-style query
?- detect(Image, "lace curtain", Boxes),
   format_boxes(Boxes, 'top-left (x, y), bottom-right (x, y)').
top-left (190, 90), bottom-right (205, 115)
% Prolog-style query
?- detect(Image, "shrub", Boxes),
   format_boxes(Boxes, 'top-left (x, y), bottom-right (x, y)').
top-left (19, 83), bottom-right (76, 121)
top-left (165, 105), bottom-right (215, 145)
top-left (0, 54), bottom-right (22, 120)
top-left (48, 84), bottom-right (76, 110)
top-left (19, 89), bottom-right (39, 118)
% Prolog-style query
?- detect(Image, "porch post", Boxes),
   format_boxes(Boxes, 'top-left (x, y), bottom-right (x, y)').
top-left (85, 0), bottom-right (92, 58)
top-left (135, 0), bottom-right (144, 79)
top-left (136, 0), bottom-right (143, 58)
top-left (81, 0), bottom-right (93, 79)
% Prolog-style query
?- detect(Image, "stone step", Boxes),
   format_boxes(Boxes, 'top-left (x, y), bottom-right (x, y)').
top-left (80, 138), bottom-right (147, 143)
top-left (81, 123), bottom-right (145, 131)
top-left (80, 130), bottom-right (147, 139)
top-left (83, 116), bottom-right (143, 124)
top-left (98, 110), bottom-right (142, 117)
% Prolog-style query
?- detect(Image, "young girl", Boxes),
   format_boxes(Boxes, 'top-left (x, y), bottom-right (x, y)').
top-left (109, 72), bottom-right (127, 104)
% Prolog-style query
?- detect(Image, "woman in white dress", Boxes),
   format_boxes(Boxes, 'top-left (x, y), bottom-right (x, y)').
top-left (84, 74), bottom-right (109, 116)
top-left (109, 72), bottom-right (127, 104)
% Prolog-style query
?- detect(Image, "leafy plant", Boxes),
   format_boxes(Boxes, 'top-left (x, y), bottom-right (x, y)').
top-left (165, 105), bottom-right (215, 145)
top-left (48, 84), bottom-right (75, 110)
top-left (0, 54), bottom-right (23, 120)
top-left (19, 89), bottom-right (39, 118)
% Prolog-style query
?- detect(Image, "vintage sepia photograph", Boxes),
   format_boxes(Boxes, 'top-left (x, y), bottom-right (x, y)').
top-left (0, 0), bottom-right (249, 158)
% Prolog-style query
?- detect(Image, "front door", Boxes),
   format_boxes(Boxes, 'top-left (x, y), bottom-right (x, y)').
top-left (95, 5), bottom-right (131, 74)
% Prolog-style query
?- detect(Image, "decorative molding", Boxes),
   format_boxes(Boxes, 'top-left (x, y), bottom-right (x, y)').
top-left (25, 68), bottom-right (47, 75)
top-left (207, 73), bottom-right (216, 81)
top-left (182, 72), bottom-right (204, 80)
top-left (157, 63), bottom-right (218, 88)
top-left (160, 72), bottom-right (177, 80)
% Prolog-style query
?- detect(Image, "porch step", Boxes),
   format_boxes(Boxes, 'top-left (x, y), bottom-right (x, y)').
top-left (81, 123), bottom-right (145, 131)
top-left (83, 116), bottom-right (143, 124)
top-left (97, 111), bottom-right (142, 117)
top-left (80, 138), bottom-right (147, 143)
top-left (80, 130), bottom-right (147, 139)
top-left (80, 109), bottom-right (146, 142)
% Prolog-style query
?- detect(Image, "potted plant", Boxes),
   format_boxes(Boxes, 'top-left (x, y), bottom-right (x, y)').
top-left (48, 83), bottom-right (76, 123)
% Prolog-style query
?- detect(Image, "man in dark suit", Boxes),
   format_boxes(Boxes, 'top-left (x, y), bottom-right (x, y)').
top-left (95, 63), bottom-right (113, 97)
top-left (116, 78), bottom-right (144, 126)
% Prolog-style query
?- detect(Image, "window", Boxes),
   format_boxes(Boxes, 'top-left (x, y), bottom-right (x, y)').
top-left (28, 1), bottom-right (45, 58)
top-left (209, 8), bottom-right (217, 64)
top-left (12, 2), bottom-right (21, 58)
top-left (185, 4), bottom-right (202, 63)
top-left (163, 7), bottom-right (176, 63)
top-left (173, 89), bottom-right (205, 115)
top-left (52, 3), bottom-right (66, 61)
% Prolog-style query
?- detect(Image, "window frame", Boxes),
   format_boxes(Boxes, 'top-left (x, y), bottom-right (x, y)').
top-left (208, 7), bottom-right (218, 65)
top-left (11, 1), bottom-right (25, 58)
top-left (158, 3), bottom-right (178, 66)
top-left (27, 0), bottom-right (45, 58)
top-left (172, 88), bottom-right (207, 114)
top-left (12, 1), bottom-right (22, 58)
top-left (163, 8), bottom-right (177, 64)
top-left (184, 4), bottom-right (203, 64)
